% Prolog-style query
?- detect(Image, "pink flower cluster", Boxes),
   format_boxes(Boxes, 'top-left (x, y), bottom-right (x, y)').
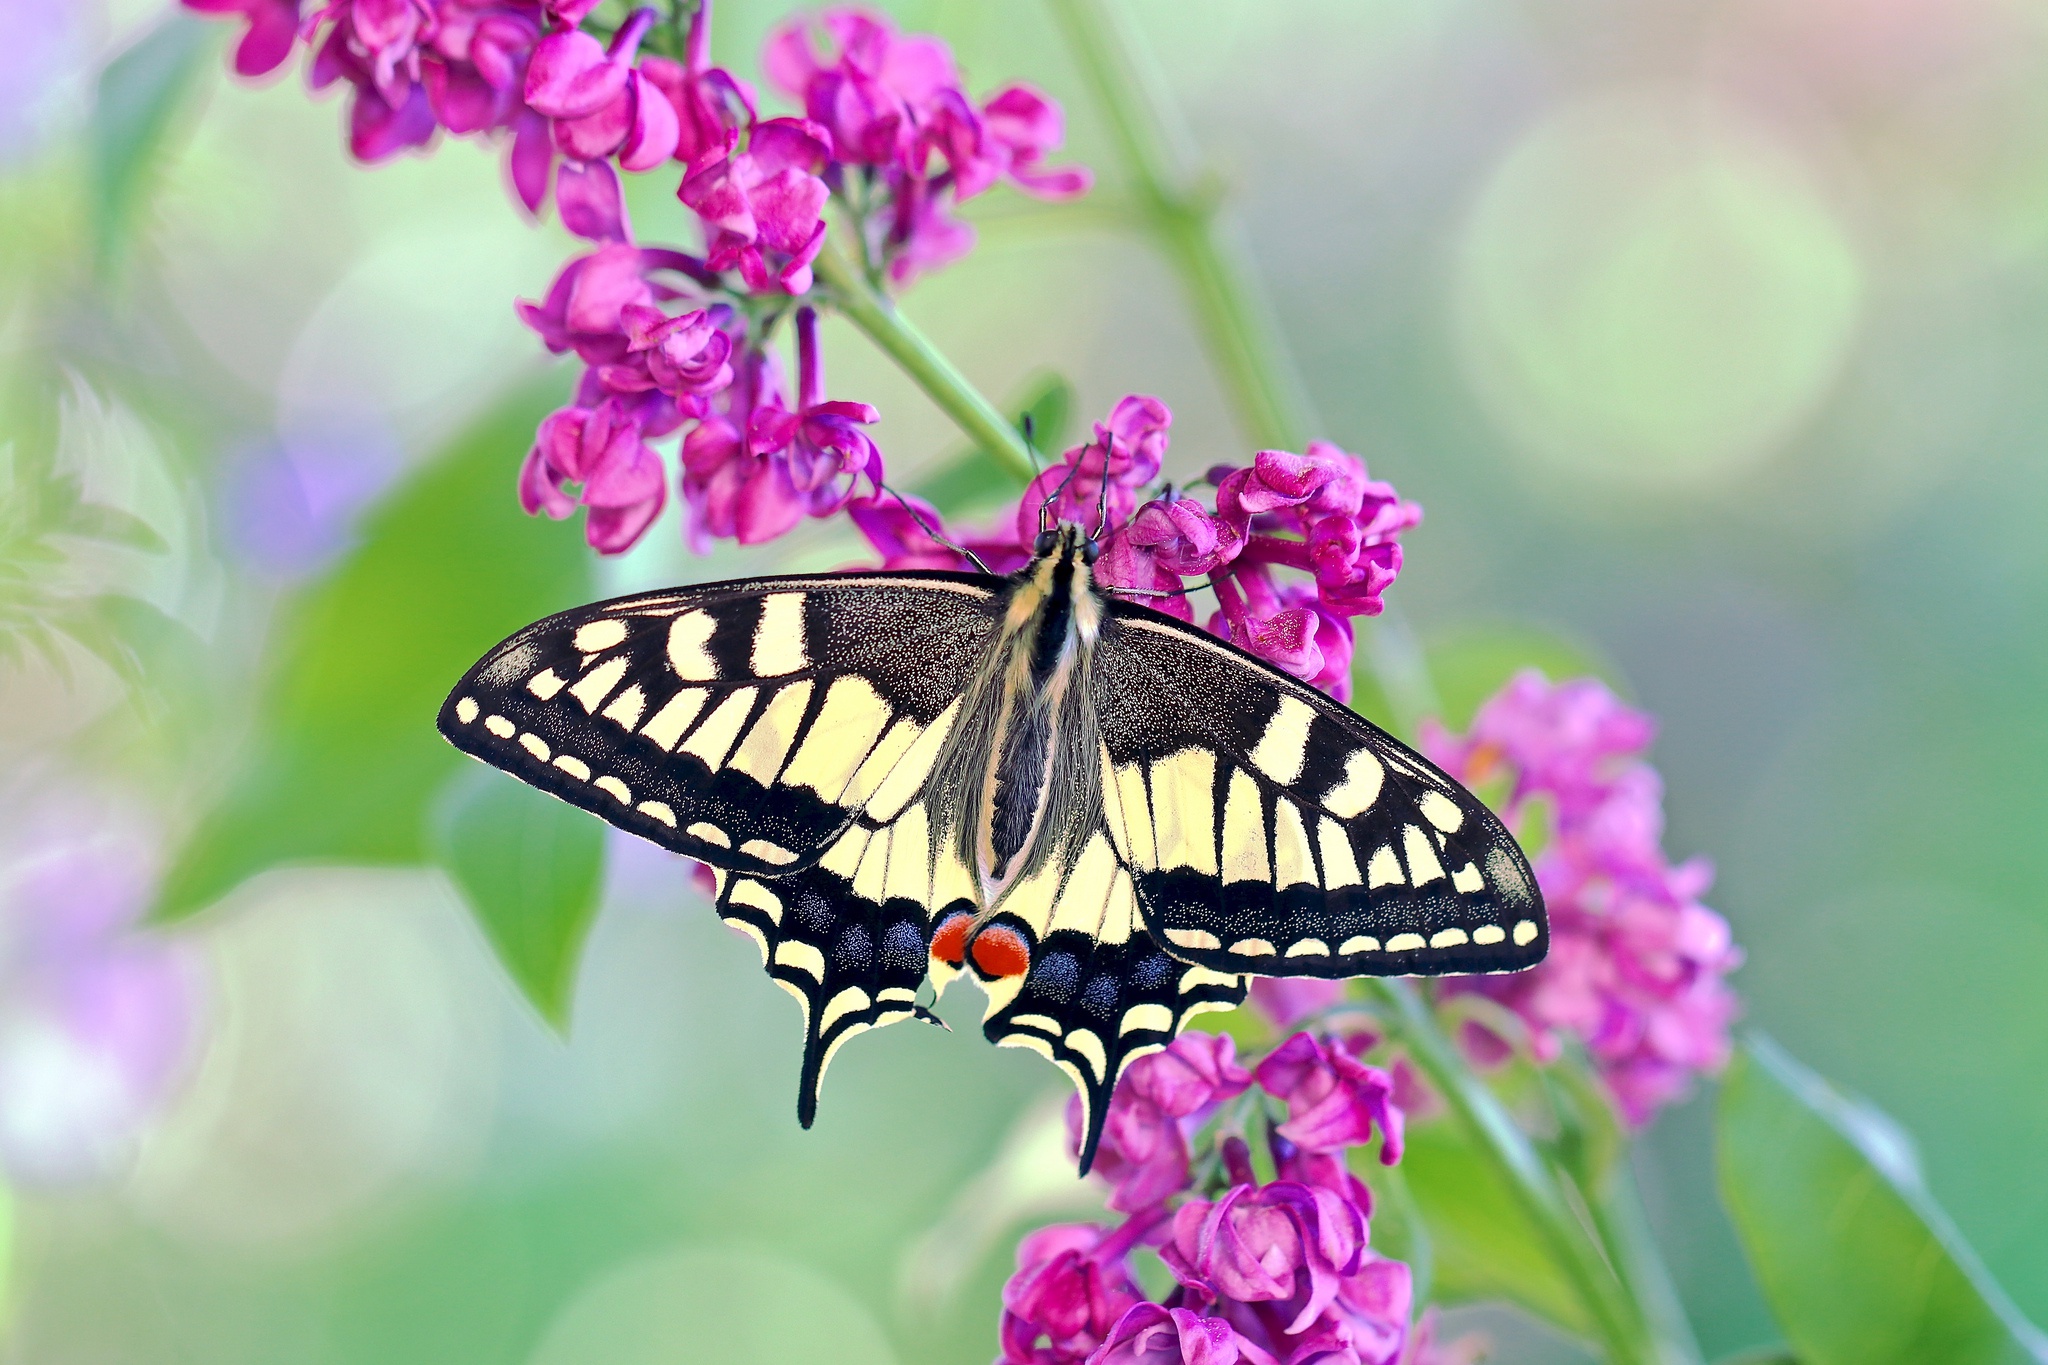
top-left (765, 8), bottom-right (1090, 283)
top-left (853, 397), bottom-right (1420, 701)
top-left (999, 1031), bottom-right (1420, 1365)
top-left (1424, 671), bottom-right (1743, 1124)
top-left (186, 2), bottom-right (1089, 556)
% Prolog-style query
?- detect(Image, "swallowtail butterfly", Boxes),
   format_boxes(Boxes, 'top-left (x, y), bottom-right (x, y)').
top-left (439, 522), bottom-right (1546, 1169)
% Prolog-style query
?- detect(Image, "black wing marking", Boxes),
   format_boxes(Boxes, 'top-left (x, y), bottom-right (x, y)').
top-left (713, 795), bottom-right (981, 1127)
top-left (438, 572), bottom-right (1006, 876)
top-left (969, 827), bottom-right (1246, 1172)
top-left (1093, 604), bottom-right (1547, 979)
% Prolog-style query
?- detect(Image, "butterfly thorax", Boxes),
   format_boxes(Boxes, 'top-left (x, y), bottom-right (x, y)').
top-left (970, 525), bottom-right (1104, 914)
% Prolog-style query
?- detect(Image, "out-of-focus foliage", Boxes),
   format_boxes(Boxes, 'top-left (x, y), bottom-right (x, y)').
top-left (154, 385), bottom-right (588, 922)
top-left (430, 766), bottom-right (604, 1033)
top-left (1718, 1037), bottom-right (2048, 1365)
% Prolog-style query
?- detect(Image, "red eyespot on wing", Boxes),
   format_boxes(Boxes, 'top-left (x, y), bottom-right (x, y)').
top-left (970, 925), bottom-right (1031, 978)
top-left (931, 912), bottom-right (973, 966)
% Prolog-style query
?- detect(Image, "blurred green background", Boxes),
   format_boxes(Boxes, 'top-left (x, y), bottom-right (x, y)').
top-left (3, 0), bottom-right (2046, 1361)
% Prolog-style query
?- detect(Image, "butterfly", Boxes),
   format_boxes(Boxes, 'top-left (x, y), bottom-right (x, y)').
top-left (438, 520), bottom-right (1546, 1170)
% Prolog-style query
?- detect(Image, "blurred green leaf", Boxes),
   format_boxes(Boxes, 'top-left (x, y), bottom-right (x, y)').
top-left (52, 593), bottom-right (203, 700)
top-left (153, 381), bottom-right (588, 922)
top-left (1420, 620), bottom-right (1618, 732)
top-left (1351, 618), bottom-right (1614, 742)
top-left (90, 11), bottom-right (214, 271)
top-left (910, 372), bottom-right (1070, 517)
top-left (429, 766), bottom-right (604, 1031)
top-left (1393, 1113), bottom-right (1590, 1333)
top-left (1715, 1351), bottom-right (1801, 1365)
top-left (1717, 1035), bottom-right (2048, 1365)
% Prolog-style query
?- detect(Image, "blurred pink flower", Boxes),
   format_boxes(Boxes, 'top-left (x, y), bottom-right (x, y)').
top-left (1425, 671), bottom-right (1743, 1124)
top-left (0, 790), bottom-right (201, 1184)
top-left (183, 0), bottom-right (302, 76)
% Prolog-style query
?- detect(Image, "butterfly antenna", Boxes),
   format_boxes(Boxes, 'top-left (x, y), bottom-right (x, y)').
top-left (1112, 578), bottom-right (1215, 599)
top-left (1090, 440), bottom-right (1115, 540)
top-left (1021, 413), bottom-right (1044, 473)
top-left (1039, 456), bottom-right (1083, 535)
top-left (884, 484), bottom-right (992, 576)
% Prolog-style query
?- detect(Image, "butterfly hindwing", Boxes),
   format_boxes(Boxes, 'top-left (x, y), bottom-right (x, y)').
top-left (971, 828), bottom-right (1247, 1169)
top-left (439, 572), bottom-right (1005, 876)
top-left (1094, 606), bottom-right (1546, 978)
top-left (713, 795), bottom-right (981, 1126)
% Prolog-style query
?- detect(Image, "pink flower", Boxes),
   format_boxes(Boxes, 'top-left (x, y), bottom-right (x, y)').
top-left (525, 9), bottom-right (678, 171)
top-left (680, 311), bottom-right (882, 549)
top-left (1089, 1304), bottom-right (1251, 1365)
top-left (1163, 1183), bottom-right (1368, 1335)
top-left (1070, 1032), bottom-right (1251, 1214)
top-left (978, 84), bottom-right (1093, 199)
top-left (680, 117), bottom-right (833, 294)
top-left (1256, 1033), bottom-right (1404, 1168)
top-left (520, 397), bottom-right (667, 554)
top-left (763, 7), bottom-right (956, 167)
top-left (639, 0), bottom-right (755, 171)
top-left (999, 1222), bottom-right (1147, 1365)
top-left (609, 303), bottom-right (735, 411)
top-left (1425, 671), bottom-right (1743, 1124)
top-left (1017, 395), bottom-right (1172, 544)
top-left (183, 0), bottom-right (303, 77)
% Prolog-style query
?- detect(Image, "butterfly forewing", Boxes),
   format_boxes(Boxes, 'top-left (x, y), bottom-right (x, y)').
top-left (1093, 605), bottom-right (1547, 978)
top-left (438, 572), bottom-right (1005, 876)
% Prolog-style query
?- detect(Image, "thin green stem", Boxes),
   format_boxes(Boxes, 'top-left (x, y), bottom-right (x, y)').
top-left (1044, 0), bottom-right (1315, 452)
top-left (1589, 1166), bottom-right (1705, 1365)
top-left (810, 237), bottom-right (1038, 484)
top-left (1366, 978), bottom-right (1661, 1365)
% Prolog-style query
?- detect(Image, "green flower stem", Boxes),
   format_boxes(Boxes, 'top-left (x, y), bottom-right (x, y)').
top-left (1043, 0), bottom-right (1316, 453)
top-left (1590, 1165), bottom-right (1706, 1365)
top-left (1365, 977), bottom-right (1660, 1365)
top-left (810, 237), bottom-right (1039, 484)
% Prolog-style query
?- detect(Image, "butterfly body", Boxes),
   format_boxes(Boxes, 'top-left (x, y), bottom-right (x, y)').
top-left (440, 524), bottom-right (1545, 1168)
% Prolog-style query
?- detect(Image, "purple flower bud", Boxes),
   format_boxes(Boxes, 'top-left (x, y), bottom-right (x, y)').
top-left (998, 1222), bottom-right (1147, 1365)
top-left (1088, 1304), bottom-right (1251, 1365)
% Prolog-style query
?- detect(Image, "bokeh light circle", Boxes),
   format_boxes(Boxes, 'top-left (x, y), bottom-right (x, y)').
top-left (1452, 86), bottom-right (1865, 492)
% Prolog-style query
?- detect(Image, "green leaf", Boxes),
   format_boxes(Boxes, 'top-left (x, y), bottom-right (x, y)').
top-left (910, 372), bottom-right (1071, 517)
top-left (153, 381), bottom-right (589, 922)
top-left (1714, 1351), bottom-right (1802, 1365)
top-left (1717, 1035), bottom-right (2048, 1365)
top-left (1389, 1112), bottom-right (1591, 1332)
top-left (90, 12), bottom-right (214, 272)
top-left (429, 766), bottom-right (604, 1030)
top-left (1420, 620), bottom-right (1619, 732)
